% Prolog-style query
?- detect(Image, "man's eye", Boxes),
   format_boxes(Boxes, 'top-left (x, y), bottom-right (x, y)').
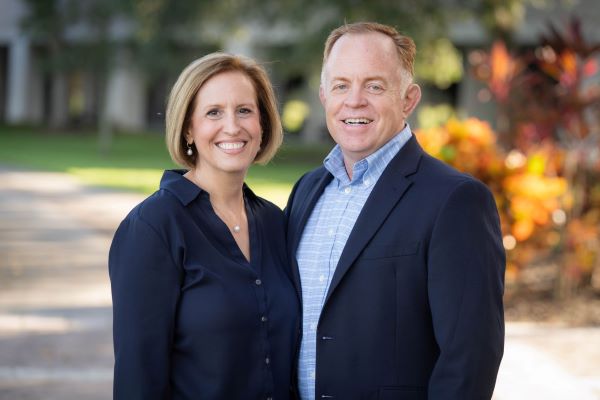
top-left (367, 84), bottom-right (383, 92)
top-left (332, 84), bottom-right (348, 91)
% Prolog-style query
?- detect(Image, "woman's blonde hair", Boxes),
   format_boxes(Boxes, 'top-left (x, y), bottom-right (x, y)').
top-left (166, 52), bottom-right (282, 168)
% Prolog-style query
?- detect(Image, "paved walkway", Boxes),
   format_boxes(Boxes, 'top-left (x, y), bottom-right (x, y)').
top-left (0, 167), bottom-right (599, 399)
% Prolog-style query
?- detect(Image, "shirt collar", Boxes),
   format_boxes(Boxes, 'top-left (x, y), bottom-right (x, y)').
top-left (323, 123), bottom-right (413, 187)
top-left (159, 169), bottom-right (257, 206)
top-left (159, 169), bottom-right (204, 206)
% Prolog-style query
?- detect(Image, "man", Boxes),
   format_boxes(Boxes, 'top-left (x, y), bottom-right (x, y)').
top-left (285, 22), bottom-right (505, 399)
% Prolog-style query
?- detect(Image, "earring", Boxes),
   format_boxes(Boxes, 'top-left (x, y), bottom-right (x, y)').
top-left (186, 142), bottom-right (193, 156)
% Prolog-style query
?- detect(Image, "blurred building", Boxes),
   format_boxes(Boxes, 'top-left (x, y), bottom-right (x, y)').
top-left (0, 0), bottom-right (599, 135)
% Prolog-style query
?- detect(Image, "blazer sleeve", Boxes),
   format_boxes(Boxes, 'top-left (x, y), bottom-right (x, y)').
top-left (427, 179), bottom-right (505, 399)
top-left (109, 215), bottom-right (182, 400)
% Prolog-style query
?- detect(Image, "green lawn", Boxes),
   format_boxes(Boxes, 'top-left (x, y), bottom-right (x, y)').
top-left (0, 127), bottom-right (330, 208)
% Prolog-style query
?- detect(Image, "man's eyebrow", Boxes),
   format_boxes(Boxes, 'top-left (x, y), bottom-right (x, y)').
top-left (329, 76), bottom-right (349, 82)
top-left (329, 75), bottom-right (388, 82)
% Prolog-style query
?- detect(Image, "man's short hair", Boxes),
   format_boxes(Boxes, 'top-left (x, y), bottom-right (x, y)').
top-left (322, 22), bottom-right (416, 80)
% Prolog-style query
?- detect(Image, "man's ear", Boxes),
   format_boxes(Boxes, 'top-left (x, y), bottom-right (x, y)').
top-left (402, 83), bottom-right (422, 117)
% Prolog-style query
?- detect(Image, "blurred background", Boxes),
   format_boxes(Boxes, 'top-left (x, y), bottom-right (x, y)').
top-left (0, 0), bottom-right (599, 398)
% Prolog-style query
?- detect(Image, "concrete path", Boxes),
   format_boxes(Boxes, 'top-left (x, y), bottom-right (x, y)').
top-left (0, 167), bottom-right (599, 399)
top-left (0, 167), bottom-right (141, 400)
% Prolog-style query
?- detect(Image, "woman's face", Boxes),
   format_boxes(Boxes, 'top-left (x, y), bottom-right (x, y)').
top-left (186, 70), bottom-right (262, 176)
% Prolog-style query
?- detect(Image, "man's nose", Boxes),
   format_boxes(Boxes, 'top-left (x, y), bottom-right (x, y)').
top-left (344, 86), bottom-right (368, 107)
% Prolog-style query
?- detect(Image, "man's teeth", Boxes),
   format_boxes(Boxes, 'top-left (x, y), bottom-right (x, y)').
top-left (344, 118), bottom-right (371, 125)
top-left (217, 142), bottom-right (245, 150)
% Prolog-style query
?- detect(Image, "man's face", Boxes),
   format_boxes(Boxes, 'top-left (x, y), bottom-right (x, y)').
top-left (320, 32), bottom-right (420, 166)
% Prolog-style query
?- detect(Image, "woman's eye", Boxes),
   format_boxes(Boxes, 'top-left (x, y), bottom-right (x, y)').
top-left (206, 109), bottom-right (220, 117)
top-left (238, 107), bottom-right (253, 115)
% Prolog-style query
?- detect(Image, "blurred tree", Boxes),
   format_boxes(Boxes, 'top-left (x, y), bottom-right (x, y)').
top-left (21, 0), bottom-right (128, 153)
top-left (233, 0), bottom-right (548, 86)
top-left (20, 0), bottom-right (545, 142)
top-left (20, 0), bottom-right (76, 129)
top-left (471, 16), bottom-right (600, 298)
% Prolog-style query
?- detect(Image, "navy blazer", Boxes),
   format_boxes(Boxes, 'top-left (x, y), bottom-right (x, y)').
top-left (286, 137), bottom-right (505, 400)
top-left (109, 170), bottom-right (299, 400)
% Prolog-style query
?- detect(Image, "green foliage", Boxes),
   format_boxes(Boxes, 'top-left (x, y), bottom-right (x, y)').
top-left (417, 104), bottom-right (456, 130)
top-left (415, 38), bottom-right (464, 89)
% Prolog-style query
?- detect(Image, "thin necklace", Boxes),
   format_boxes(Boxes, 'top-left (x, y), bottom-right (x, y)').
top-left (211, 197), bottom-right (245, 234)
top-left (186, 170), bottom-right (245, 234)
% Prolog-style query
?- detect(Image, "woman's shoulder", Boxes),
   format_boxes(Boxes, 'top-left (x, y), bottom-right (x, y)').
top-left (122, 189), bottom-right (183, 230)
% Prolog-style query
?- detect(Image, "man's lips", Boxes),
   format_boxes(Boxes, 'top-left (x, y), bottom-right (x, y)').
top-left (342, 118), bottom-right (373, 125)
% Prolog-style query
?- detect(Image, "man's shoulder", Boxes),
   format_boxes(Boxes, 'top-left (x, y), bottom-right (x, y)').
top-left (293, 165), bottom-right (330, 193)
top-left (418, 152), bottom-right (474, 181)
top-left (416, 152), bottom-right (493, 199)
top-left (285, 165), bottom-right (330, 218)
top-left (302, 165), bottom-right (330, 181)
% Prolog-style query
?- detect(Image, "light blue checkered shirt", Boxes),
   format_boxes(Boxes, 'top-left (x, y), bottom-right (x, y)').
top-left (296, 125), bottom-right (412, 400)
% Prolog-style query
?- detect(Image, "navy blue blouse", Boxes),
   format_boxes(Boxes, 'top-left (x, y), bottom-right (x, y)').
top-left (109, 170), bottom-right (299, 400)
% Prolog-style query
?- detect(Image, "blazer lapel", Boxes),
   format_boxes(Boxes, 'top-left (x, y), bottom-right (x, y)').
top-left (289, 169), bottom-right (332, 299)
top-left (323, 136), bottom-right (424, 306)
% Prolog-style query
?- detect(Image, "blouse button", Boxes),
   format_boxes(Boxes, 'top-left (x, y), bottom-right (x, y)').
top-left (255, 279), bottom-right (262, 285)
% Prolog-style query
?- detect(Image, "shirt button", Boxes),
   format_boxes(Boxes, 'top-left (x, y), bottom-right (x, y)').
top-left (310, 322), bottom-right (317, 331)
top-left (261, 316), bottom-right (268, 322)
top-left (344, 187), bottom-right (352, 194)
top-left (364, 178), bottom-right (371, 186)
top-left (319, 275), bottom-right (325, 282)
top-left (255, 279), bottom-right (262, 285)
top-left (328, 228), bottom-right (334, 236)
top-left (265, 357), bottom-right (270, 365)
top-left (310, 370), bottom-right (316, 379)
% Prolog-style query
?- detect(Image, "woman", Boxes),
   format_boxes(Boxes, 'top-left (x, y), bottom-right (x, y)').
top-left (109, 53), bottom-right (298, 399)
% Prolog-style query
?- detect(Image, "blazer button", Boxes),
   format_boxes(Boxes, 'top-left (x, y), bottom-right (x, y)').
top-left (255, 279), bottom-right (262, 285)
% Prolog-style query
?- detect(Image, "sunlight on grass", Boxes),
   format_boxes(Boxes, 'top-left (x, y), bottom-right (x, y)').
top-left (245, 180), bottom-right (293, 209)
top-left (68, 168), bottom-right (165, 194)
top-left (0, 128), bottom-right (325, 209)
top-left (69, 167), bottom-right (294, 208)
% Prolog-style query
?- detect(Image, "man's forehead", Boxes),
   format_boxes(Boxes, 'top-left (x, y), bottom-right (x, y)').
top-left (322, 33), bottom-right (401, 80)
top-left (329, 32), bottom-right (397, 56)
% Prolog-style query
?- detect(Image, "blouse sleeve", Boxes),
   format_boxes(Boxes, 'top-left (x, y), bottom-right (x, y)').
top-left (109, 215), bottom-right (182, 400)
